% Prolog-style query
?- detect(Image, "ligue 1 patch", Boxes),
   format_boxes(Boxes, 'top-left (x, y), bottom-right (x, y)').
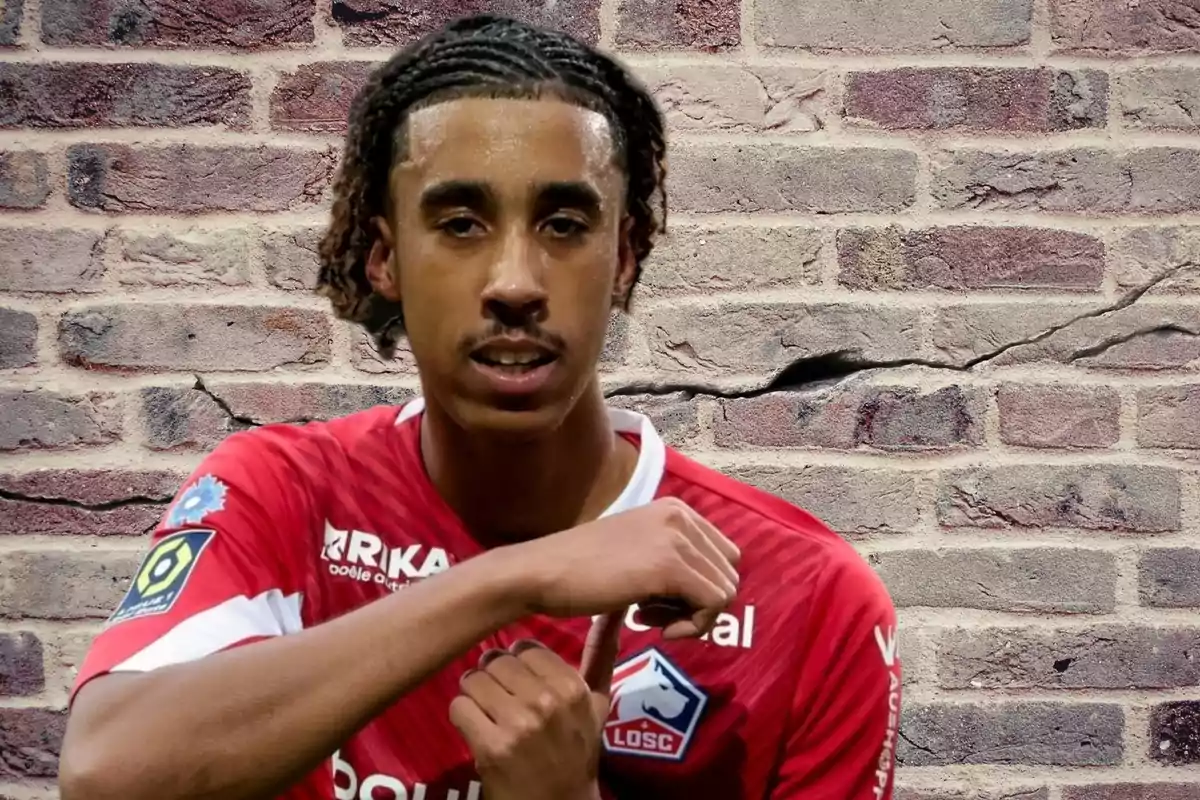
top-left (603, 648), bottom-right (708, 761)
top-left (166, 474), bottom-right (227, 528)
top-left (109, 529), bottom-right (215, 625)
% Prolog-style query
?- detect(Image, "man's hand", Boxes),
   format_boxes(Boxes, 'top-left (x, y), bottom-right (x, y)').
top-left (449, 613), bottom-right (624, 800)
top-left (509, 497), bottom-right (741, 639)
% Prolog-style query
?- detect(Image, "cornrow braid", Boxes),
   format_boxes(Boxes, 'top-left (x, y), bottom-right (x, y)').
top-left (316, 14), bottom-right (667, 359)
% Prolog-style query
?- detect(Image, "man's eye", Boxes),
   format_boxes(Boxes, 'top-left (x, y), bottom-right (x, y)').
top-left (438, 217), bottom-right (484, 237)
top-left (543, 216), bottom-right (588, 238)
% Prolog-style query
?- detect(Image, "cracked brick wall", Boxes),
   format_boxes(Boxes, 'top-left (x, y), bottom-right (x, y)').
top-left (1, 1), bottom-right (1199, 799)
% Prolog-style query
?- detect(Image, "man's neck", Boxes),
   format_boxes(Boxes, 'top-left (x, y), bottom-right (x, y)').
top-left (418, 387), bottom-right (640, 543)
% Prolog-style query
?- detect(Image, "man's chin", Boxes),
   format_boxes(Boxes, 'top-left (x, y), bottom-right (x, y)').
top-left (451, 395), bottom-right (572, 441)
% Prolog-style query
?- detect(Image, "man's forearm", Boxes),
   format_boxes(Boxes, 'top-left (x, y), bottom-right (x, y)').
top-left (60, 547), bottom-right (530, 800)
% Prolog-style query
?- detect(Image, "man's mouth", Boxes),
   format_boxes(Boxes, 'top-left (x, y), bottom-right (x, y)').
top-left (470, 344), bottom-right (558, 372)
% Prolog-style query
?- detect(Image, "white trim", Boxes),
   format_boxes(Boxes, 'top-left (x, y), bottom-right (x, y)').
top-left (110, 589), bottom-right (304, 673)
top-left (394, 398), bottom-right (666, 517)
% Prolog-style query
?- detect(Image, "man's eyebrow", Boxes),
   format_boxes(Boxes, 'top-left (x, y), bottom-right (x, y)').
top-left (535, 181), bottom-right (603, 215)
top-left (418, 180), bottom-right (495, 214)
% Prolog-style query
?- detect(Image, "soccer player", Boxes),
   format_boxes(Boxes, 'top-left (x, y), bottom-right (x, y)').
top-left (60, 14), bottom-right (901, 800)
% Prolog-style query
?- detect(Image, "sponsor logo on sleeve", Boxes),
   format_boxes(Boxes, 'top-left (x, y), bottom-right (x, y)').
top-left (165, 474), bottom-right (228, 528)
top-left (872, 624), bottom-right (901, 800)
top-left (108, 529), bottom-right (216, 625)
top-left (603, 648), bottom-right (708, 761)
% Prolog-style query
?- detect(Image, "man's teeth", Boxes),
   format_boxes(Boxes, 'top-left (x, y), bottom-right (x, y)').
top-left (484, 353), bottom-right (542, 365)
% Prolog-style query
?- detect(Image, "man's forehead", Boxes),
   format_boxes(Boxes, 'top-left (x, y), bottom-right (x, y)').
top-left (397, 97), bottom-right (618, 182)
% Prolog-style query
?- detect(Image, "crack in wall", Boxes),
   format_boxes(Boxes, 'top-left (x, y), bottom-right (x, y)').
top-left (0, 487), bottom-right (170, 511)
top-left (607, 260), bottom-right (1199, 401)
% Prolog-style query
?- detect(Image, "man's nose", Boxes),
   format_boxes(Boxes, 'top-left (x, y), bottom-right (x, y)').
top-left (481, 233), bottom-right (548, 325)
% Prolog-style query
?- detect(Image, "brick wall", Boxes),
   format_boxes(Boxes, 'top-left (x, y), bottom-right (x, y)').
top-left (1, 1), bottom-right (1198, 798)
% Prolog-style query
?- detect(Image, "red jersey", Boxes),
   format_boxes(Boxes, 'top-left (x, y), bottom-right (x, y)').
top-left (73, 399), bottom-right (901, 800)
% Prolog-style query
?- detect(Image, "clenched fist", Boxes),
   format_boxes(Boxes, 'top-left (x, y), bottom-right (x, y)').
top-left (449, 613), bottom-right (624, 800)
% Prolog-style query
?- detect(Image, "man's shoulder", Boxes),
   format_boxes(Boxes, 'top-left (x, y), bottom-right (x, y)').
top-left (661, 447), bottom-right (892, 612)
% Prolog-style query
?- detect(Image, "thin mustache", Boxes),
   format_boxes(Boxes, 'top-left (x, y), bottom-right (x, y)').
top-left (461, 323), bottom-right (567, 354)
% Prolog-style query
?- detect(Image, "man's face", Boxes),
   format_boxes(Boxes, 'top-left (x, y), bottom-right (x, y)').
top-left (368, 96), bottom-right (634, 437)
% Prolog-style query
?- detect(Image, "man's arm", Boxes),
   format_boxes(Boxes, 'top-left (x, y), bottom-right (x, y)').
top-left (767, 553), bottom-right (902, 800)
top-left (61, 545), bottom-right (533, 800)
top-left (60, 433), bottom-right (739, 800)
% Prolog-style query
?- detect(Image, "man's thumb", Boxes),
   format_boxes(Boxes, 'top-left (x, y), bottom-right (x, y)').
top-left (581, 609), bottom-right (624, 700)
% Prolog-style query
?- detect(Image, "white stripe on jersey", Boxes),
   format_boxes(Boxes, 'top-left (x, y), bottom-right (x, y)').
top-left (111, 589), bottom-right (304, 673)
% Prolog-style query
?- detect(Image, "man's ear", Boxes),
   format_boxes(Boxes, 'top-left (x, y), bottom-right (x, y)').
top-left (612, 216), bottom-right (637, 310)
top-left (365, 216), bottom-right (400, 301)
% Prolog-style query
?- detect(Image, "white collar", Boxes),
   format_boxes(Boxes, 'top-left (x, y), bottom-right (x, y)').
top-left (395, 397), bottom-right (666, 518)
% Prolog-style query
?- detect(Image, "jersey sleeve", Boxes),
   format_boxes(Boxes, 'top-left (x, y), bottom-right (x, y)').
top-left (769, 551), bottom-right (902, 800)
top-left (71, 428), bottom-right (313, 705)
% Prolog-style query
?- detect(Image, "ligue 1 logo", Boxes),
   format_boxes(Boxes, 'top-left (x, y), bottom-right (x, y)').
top-left (603, 648), bottom-right (708, 761)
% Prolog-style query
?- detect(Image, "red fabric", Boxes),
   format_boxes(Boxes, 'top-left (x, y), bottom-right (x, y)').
top-left (74, 402), bottom-right (899, 800)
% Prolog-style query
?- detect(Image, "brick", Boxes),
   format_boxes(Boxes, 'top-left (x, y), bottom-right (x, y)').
top-left (757, 0), bottom-right (1032, 51)
top-left (1111, 227), bottom-right (1200, 293)
top-left (1151, 702), bottom-right (1200, 765)
top-left (0, 550), bottom-right (139, 619)
top-left (726, 466), bottom-right (919, 535)
top-left (0, 63), bottom-right (250, 129)
top-left (0, 708), bottom-right (65, 778)
top-left (938, 465), bottom-right (1180, 532)
top-left (332, 0), bottom-right (599, 47)
top-left (616, 0), bottom-right (738, 50)
top-left (140, 381), bottom-right (417, 450)
top-left (262, 226), bottom-right (322, 291)
top-left (603, 393), bottom-right (700, 448)
top-left (930, 303), bottom-right (1200, 371)
top-left (0, 469), bottom-right (179, 537)
top-left (938, 626), bottom-right (1200, 689)
top-left (0, 632), bottom-right (44, 696)
top-left (672, 145), bottom-right (917, 213)
top-left (871, 548), bottom-right (1116, 613)
top-left (206, 381), bottom-right (412, 424)
top-left (353, 329), bottom-right (418, 375)
top-left (60, 304), bottom-right (331, 372)
top-left (898, 702), bottom-right (1123, 766)
top-left (0, 227), bottom-right (106, 293)
top-left (1063, 785), bottom-right (1200, 800)
top-left (1140, 549), bottom-right (1200, 607)
top-left (140, 384), bottom-right (242, 451)
top-left (716, 385), bottom-right (984, 451)
top-left (41, 0), bottom-right (314, 47)
top-left (638, 66), bottom-right (825, 133)
top-left (45, 631), bottom-right (93, 697)
top-left (0, 150), bottom-right (49, 209)
top-left (1118, 69), bottom-right (1200, 130)
top-left (115, 227), bottom-right (251, 287)
top-left (639, 224), bottom-right (823, 296)
top-left (0, 0), bottom-right (22, 46)
top-left (1051, 0), bottom-right (1200, 54)
top-left (1138, 386), bottom-right (1200, 448)
top-left (998, 384), bottom-right (1120, 448)
top-left (0, 308), bottom-right (37, 369)
top-left (67, 144), bottom-right (335, 213)
top-left (0, 390), bottom-right (121, 451)
top-left (846, 68), bottom-right (1106, 132)
top-left (933, 148), bottom-right (1200, 214)
top-left (648, 301), bottom-right (921, 376)
top-left (838, 226), bottom-right (1104, 292)
top-left (270, 62), bottom-right (373, 133)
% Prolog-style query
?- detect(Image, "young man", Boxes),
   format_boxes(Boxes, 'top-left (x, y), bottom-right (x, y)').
top-left (60, 14), bottom-right (901, 800)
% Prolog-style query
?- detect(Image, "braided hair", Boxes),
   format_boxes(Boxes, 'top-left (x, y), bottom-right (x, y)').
top-left (316, 14), bottom-right (668, 359)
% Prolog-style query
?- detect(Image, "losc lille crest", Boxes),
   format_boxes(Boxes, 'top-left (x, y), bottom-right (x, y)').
top-left (603, 648), bottom-right (708, 761)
